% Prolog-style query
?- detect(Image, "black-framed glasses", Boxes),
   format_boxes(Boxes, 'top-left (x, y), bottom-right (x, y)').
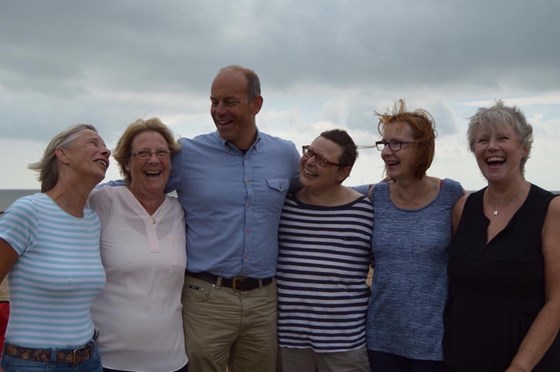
top-left (375, 140), bottom-right (415, 152)
top-left (301, 146), bottom-right (341, 167)
top-left (130, 149), bottom-right (171, 159)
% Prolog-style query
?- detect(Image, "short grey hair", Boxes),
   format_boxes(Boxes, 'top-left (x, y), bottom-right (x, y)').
top-left (467, 100), bottom-right (533, 173)
top-left (28, 124), bottom-right (98, 192)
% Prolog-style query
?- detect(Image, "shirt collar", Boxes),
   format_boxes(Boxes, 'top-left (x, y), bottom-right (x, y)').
top-left (215, 129), bottom-right (262, 152)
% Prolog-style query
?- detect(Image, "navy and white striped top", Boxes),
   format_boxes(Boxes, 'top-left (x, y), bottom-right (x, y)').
top-left (277, 193), bottom-right (373, 353)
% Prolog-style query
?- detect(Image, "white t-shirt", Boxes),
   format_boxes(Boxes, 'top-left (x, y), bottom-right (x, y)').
top-left (89, 186), bottom-right (187, 371)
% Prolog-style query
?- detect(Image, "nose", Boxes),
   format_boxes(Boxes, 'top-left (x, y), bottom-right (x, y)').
top-left (304, 154), bottom-right (317, 167)
top-left (487, 137), bottom-right (499, 149)
top-left (101, 146), bottom-right (111, 157)
top-left (146, 152), bottom-right (161, 163)
top-left (214, 101), bottom-right (227, 115)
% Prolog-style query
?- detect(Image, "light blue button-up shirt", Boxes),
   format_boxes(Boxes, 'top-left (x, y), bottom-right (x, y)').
top-left (167, 130), bottom-right (300, 278)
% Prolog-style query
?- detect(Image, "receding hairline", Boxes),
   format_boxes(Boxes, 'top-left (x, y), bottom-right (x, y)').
top-left (212, 65), bottom-right (261, 99)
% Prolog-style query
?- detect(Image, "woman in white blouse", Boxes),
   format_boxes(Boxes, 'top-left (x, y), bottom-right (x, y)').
top-left (89, 118), bottom-right (188, 372)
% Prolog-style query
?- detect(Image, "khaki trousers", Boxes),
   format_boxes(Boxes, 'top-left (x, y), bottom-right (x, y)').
top-left (182, 274), bottom-right (278, 372)
top-left (278, 346), bottom-right (371, 372)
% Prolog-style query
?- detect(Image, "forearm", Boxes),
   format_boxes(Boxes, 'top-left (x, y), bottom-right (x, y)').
top-left (507, 300), bottom-right (560, 371)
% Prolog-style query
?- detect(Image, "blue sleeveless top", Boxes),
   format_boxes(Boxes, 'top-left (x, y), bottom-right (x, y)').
top-left (366, 178), bottom-right (463, 360)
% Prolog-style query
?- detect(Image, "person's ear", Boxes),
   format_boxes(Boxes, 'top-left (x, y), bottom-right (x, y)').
top-left (252, 96), bottom-right (263, 115)
top-left (337, 166), bottom-right (352, 183)
top-left (55, 147), bottom-right (70, 165)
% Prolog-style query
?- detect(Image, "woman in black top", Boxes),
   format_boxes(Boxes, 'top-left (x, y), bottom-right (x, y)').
top-left (443, 100), bottom-right (560, 371)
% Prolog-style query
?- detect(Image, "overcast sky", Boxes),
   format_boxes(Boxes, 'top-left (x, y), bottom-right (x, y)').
top-left (1, 0), bottom-right (559, 190)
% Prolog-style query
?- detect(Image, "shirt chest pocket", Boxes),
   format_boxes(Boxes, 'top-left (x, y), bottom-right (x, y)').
top-left (266, 178), bottom-right (290, 192)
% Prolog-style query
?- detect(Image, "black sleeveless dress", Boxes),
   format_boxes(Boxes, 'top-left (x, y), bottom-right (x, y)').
top-left (443, 184), bottom-right (560, 371)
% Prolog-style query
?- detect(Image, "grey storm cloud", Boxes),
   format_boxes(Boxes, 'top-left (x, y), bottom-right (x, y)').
top-left (1, 0), bottom-right (559, 141)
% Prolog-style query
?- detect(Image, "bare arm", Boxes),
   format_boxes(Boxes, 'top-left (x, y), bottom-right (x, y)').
top-left (452, 195), bottom-right (467, 235)
top-left (0, 238), bottom-right (18, 283)
top-left (506, 197), bottom-right (560, 372)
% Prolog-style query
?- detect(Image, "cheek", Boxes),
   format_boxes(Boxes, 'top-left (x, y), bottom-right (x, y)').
top-left (473, 147), bottom-right (485, 160)
top-left (128, 164), bottom-right (141, 177)
top-left (210, 105), bottom-right (218, 116)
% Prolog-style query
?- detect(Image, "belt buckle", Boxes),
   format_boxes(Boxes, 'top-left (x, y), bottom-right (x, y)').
top-left (71, 344), bottom-right (90, 365)
top-left (232, 276), bottom-right (247, 292)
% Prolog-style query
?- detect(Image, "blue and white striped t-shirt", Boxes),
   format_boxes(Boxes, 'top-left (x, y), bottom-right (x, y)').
top-left (277, 194), bottom-right (373, 353)
top-left (0, 193), bottom-right (106, 348)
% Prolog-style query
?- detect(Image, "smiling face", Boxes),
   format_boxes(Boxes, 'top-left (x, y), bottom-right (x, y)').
top-left (380, 122), bottom-right (418, 181)
top-left (300, 136), bottom-right (349, 190)
top-left (127, 131), bottom-right (171, 198)
top-left (63, 129), bottom-right (110, 184)
top-left (472, 123), bottom-right (528, 184)
top-left (210, 69), bottom-right (263, 150)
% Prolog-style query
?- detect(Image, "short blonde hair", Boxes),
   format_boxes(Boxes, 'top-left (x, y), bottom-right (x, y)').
top-left (113, 118), bottom-right (180, 183)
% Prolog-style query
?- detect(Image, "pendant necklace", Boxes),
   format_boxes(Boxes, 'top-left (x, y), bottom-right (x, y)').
top-left (487, 195), bottom-right (503, 217)
top-left (487, 182), bottom-right (529, 218)
top-left (490, 200), bottom-right (508, 216)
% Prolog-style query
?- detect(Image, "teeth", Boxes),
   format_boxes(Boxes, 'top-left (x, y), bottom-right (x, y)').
top-left (96, 160), bottom-right (107, 168)
top-left (303, 168), bottom-right (316, 176)
top-left (487, 156), bottom-right (504, 163)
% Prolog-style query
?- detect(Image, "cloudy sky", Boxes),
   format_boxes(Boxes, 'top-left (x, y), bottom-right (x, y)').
top-left (1, 0), bottom-right (559, 190)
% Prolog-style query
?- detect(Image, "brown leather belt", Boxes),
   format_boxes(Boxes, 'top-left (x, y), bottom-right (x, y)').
top-left (4, 332), bottom-right (97, 365)
top-left (188, 271), bottom-right (273, 291)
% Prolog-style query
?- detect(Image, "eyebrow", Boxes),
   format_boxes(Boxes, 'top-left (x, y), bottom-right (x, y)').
top-left (210, 96), bottom-right (239, 102)
top-left (383, 137), bottom-right (412, 141)
top-left (308, 147), bottom-right (331, 160)
top-left (85, 135), bottom-right (105, 145)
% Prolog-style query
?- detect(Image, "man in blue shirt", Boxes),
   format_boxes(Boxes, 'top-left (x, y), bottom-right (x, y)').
top-left (167, 65), bottom-right (300, 372)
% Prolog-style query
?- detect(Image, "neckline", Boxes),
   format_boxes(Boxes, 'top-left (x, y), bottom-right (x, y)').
top-left (483, 181), bottom-right (531, 220)
top-left (291, 192), bottom-right (366, 209)
top-left (42, 192), bottom-right (86, 219)
top-left (385, 178), bottom-right (443, 212)
top-left (121, 186), bottom-right (167, 224)
top-left (481, 184), bottom-right (533, 244)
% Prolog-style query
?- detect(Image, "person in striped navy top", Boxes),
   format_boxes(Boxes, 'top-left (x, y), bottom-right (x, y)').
top-left (0, 124), bottom-right (110, 371)
top-left (277, 129), bottom-right (373, 372)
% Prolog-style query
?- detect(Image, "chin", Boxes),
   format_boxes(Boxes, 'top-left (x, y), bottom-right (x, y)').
top-left (299, 178), bottom-right (312, 188)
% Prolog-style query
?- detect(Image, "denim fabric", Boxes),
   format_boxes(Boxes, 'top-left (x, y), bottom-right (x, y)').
top-left (166, 132), bottom-right (300, 278)
top-left (1, 348), bottom-right (102, 372)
